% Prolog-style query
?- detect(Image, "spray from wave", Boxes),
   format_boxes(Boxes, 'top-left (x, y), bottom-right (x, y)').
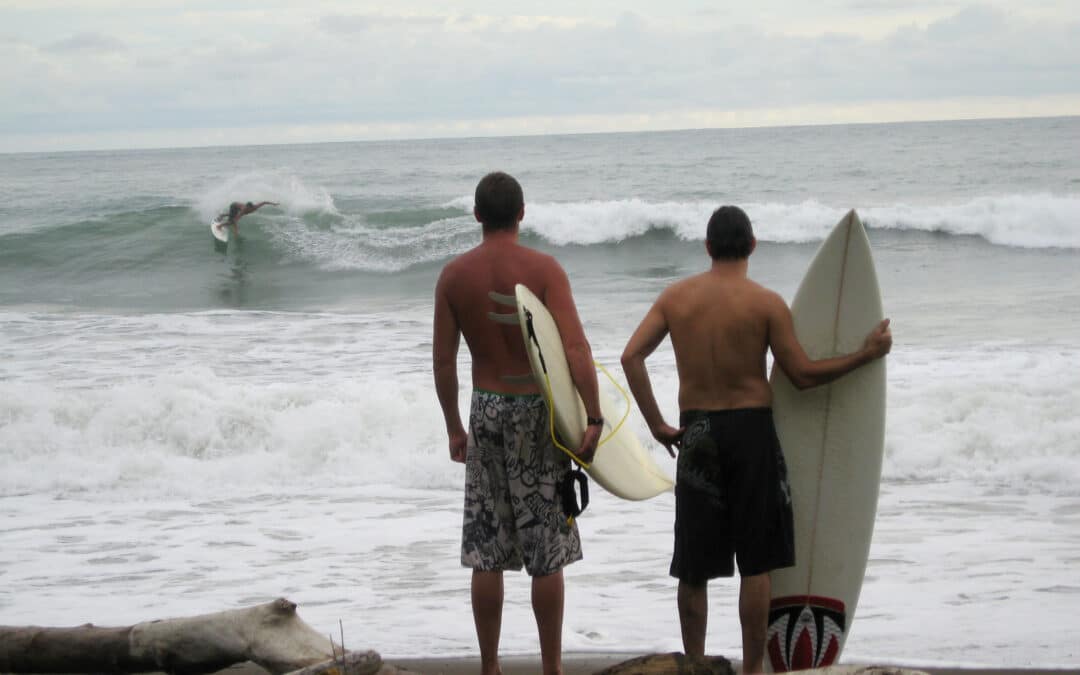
top-left (194, 170), bottom-right (338, 223)
top-left (269, 214), bottom-right (476, 273)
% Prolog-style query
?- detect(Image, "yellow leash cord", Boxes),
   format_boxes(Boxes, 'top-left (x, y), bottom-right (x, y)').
top-left (540, 360), bottom-right (632, 470)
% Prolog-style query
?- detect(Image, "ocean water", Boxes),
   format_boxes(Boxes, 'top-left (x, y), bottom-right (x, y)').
top-left (1, 117), bottom-right (1079, 668)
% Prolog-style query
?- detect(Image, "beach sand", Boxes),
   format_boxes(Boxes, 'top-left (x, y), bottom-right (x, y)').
top-left (217, 654), bottom-right (1077, 675)
top-left (387, 655), bottom-right (1075, 675)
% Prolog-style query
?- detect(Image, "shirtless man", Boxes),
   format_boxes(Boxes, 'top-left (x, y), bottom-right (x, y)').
top-left (432, 171), bottom-right (603, 675)
top-left (216, 201), bottom-right (278, 236)
top-left (620, 205), bottom-right (892, 673)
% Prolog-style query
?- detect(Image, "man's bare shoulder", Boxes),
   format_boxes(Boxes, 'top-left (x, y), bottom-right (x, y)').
top-left (439, 242), bottom-right (496, 272)
top-left (505, 244), bottom-right (565, 285)
top-left (435, 252), bottom-right (465, 283)
top-left (655, 271), bottom-right (722, 306)
top-left (435, 247), bottom-right (481, 291)
top-left (660, 271), bottom-right (709, 296)
top-left (741, 276), bottom-right (777, 295)
top-left (514, 243), bottom-right (559, 267)
top-left (748, 281), bottom-right (788, 315)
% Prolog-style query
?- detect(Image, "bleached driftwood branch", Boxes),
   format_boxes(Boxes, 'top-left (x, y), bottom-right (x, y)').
top-left (0, 597), bottom-right (414, 675)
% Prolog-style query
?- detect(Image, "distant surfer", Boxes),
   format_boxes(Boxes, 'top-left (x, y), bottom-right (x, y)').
top-left (215, 201), bottom-right (278, 236)
top-left (432, 171), bottom-right (603, 675)
top-left (620, 205), bottom-right (892, 673)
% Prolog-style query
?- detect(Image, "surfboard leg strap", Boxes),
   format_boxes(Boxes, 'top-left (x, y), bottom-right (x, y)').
top-left (558, 465), bottom-right (589, 524)
top-left (488, 291), bottom-right (517, 306)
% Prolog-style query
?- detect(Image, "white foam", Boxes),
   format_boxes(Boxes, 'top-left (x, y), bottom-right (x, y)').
top-left (885, 344), bottom-right (1080, 493)
top-left (269, 214), bottom-right (476, 272)
top-left (3, 322), bottom-right (1078, 500)
top-left (862, 193), bottom-right (1080, 249)
top-left (447, 193), bottom-right (1080, 249)
top-left (0, 365), bottom-right (465, 499)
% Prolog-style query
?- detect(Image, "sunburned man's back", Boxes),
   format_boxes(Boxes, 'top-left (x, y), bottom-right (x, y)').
top-left (439, 239), bottom-right (573, 396)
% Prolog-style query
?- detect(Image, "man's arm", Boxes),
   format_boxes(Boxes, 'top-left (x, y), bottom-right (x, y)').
top-left (767, 293), bottom-right (892, 390)
top-left (621, 293), bottom-right (683, 456)
top-left (243, 201), bottom-right (278, 215)
top-left (432, 269), bottom-right (467, 463)
top-left (543, 261), bottom-right (602, 464)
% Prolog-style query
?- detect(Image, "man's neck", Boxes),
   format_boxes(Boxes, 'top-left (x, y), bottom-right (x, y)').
top-left (481, 227), bottom-right (519, 244)
top-left (709, 257), bottom-right (749, 277)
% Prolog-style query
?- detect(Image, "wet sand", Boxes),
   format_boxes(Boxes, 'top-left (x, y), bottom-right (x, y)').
top-left (387, 654), bottom-right (1075, 675)
top-left (217, 654), bottom-right (1077, 675)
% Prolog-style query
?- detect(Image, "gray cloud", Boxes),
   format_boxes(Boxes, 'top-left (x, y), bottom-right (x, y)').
top-left (846, 0), bottom-right (960, 9)
top-left (44, 32), bottom-right (126, 53)
top-left (317, 12), bottom-right (446, 36)
top-left (1, 2), bottom-right (1078, 150)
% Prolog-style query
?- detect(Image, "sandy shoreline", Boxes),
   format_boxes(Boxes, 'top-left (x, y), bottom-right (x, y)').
top-left (387, 655), bottom-right (1077, 675)
top-left (216, 654), bottom-right (1077, 675)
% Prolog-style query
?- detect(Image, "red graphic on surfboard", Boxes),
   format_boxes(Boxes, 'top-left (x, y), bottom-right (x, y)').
top-left (766, 595), bottom-right (846, 672)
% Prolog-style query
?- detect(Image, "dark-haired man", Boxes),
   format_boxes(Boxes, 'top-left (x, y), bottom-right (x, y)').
top-left (620, 205), bottom-right (891, 673)
top-left (433, 171), bottom-right (603, 675)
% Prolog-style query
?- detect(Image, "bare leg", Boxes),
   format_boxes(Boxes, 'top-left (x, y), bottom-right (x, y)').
top-left (738, 573), bottom-right (770, 674)
top-left (472, 570), bottom-right (504, 675)
top-left (677, 579), bottom-right (708, 658)
top-left (531, 570), bottom-right (565, 675)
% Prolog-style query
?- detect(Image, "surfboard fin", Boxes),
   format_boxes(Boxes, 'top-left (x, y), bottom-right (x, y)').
top-left (487, 311), bottom-right (519, 325)
top-left (499, 374), bottom-right (534, 384)
top-left (488, 291), bottom-right (517, 307)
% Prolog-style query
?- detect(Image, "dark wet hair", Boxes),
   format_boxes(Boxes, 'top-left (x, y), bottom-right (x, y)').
top-left (246, 202), bottom-right (254, 208)
top-left (229, 203), bottom-right (242, 219)
top-left (706, 205), bottom-right (754, 260)
top-left (474, 171), bottom-right (524, 231)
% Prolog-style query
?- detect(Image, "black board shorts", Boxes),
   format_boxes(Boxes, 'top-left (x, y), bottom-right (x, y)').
top-left (670, 408), bottom-right (795, 581)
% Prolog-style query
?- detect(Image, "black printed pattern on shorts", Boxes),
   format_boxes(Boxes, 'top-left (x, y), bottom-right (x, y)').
top-left (460, 390), bottom-right (582, 577)
top-left (677, 416), bottom-right (727, 508)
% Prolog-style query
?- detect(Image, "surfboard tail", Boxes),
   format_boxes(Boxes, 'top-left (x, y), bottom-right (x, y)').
top-left (766, 595), bottom-right (846, 672)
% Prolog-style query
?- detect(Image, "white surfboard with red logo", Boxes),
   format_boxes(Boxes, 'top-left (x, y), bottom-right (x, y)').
top-left (766, 210), bottom-right (887, 672)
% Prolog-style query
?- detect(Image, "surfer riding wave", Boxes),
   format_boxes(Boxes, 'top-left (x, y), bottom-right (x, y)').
top-left (215, 200), bottom-right (278, 237)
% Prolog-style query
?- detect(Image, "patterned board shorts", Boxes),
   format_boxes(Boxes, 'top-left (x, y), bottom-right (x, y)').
top-left (460, 389), bottom-right (582, 577)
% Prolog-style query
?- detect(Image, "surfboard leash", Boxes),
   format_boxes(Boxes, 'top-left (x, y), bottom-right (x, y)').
top-left (524, 309), bottom-right (632, 462)
top-left (524, 307), bottom-right (636, 525)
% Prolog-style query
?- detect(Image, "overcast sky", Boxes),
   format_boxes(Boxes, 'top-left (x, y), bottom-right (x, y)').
top-left (1, 0), bottom-right (1078, 152)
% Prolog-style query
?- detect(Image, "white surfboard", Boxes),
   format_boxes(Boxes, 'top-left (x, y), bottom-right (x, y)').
top-left (513, 284), bottom-right (674, 501)
top-left (211, 217), bottom-right (229, 244)
top-left (765, 210), bottom-right (886, 672)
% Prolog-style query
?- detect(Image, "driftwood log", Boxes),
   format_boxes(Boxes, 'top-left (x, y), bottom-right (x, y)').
top-left (0, 598), bottom-right (415, 675)
top-left (0, 597), bottom-right (928, 675)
